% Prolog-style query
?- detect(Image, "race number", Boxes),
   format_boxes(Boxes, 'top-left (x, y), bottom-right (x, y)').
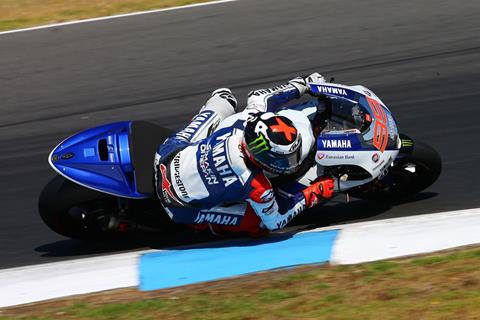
top-left (367, 97), bottom-right (389, 153)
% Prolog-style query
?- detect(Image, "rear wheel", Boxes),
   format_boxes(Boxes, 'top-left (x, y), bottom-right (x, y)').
top-left (349, 137), bottom-right (442, 202)
top-left (38, 176), bottom-right (117, 239)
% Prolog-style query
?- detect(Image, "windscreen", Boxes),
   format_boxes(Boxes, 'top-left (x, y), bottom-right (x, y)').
top-left (324, 97), bottom-right (371, 132)
top-left (324, 96), bottom-right (399, 152)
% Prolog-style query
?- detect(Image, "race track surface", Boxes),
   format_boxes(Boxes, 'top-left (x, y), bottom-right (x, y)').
top-left (0, 0), bottom-right (479, 268)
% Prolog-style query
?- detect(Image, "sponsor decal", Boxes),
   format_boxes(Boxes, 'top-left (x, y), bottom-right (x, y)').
top-left (212, 140), bottom-right (239, 187)
top-left (175, 110), bottom-right (213, 141)
top-left (61, 152), bottom-right (74, 160)
top-left (262, 202), bottom-right (275, 214)
top-left (159, 163), bottom-right (180, 205)
top-left (378, 157), bottom-right (393, 179)
top-left (260, 189), bottom-right (274, 202)
top-left (193, 212), bottom-right (239, 225)
top-left (207, 117), bottom-right (221, 136)
top-left (372, 153), bottom-right (379, 163)
top-left (276, 203), bottom-right (305, 229)
top-left (372, 159), bottom-right (385, 171)
top-left (248, 133), bottom-right (270, 154)
top-left (321, 139), bottom-right (352, 149)
top-left (401, 139), bottom-right (414, 147)
top-left (317, 153), bottom-right (355, 160)
top-left (386, 113), bottom-right (397, 138)
top-left (314, 85), bottom-right (348, 96)
top-left (246, 113), bottom-right (259, 123)
top-left (198, 131), bottom-right (236, 186)
top-left (248, 84), bottom-right (290, 97)
top-left (172, 154), bottom-right (189, 199)
top-left (199, 144), bottom-right (219, 185)
top-left (289, 136), bottom-right (301, 151)
top-left (373, 156), bottom-right (393, 176)
top-left (328, 154), bottom-right (354, 160)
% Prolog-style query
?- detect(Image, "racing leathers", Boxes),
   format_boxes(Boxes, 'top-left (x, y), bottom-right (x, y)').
top-left (154, 77), bottom-right (334, 234)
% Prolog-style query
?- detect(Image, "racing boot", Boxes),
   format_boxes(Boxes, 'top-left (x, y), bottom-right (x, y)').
top-left (200, 88), bottom-right (238, 117)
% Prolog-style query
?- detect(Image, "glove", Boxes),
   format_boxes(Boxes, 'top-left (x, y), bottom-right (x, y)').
top-left (302, 176), bottom-right (335, 208)
top-left (288, 72), bottom-right (326, 95)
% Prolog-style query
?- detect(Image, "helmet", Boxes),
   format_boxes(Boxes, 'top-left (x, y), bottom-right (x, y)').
top-left (242, 112), bottom-right (302, 175)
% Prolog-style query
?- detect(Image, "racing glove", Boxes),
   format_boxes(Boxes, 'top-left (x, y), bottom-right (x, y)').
top-left (302, 176), bottom-right (335, 208)
top-left (288, 72), bottom-right (326, 95)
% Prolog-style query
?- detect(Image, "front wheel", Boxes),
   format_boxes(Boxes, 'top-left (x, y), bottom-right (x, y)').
top-left (349, 137), bottom-right (442, 202)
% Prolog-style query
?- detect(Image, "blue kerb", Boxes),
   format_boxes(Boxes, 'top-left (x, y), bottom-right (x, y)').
top-left (139, 230), bottom-right (339, 291)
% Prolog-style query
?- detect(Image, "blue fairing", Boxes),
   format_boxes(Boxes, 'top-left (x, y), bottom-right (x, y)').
top-left (48, 121), bottom-right (148, 198)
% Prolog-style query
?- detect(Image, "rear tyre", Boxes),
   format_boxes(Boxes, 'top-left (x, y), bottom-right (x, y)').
top-left (38, 175), bottom-right (115, 239)
top-left (350, 138), bottom-right (442, 202)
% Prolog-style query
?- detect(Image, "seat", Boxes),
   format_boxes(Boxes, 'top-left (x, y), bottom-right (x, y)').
top-left (129, 121), bottom-right (173, 195)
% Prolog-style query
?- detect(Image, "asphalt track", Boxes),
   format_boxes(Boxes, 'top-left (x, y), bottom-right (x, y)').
top-left (0, 0), bottom-right (479, 269)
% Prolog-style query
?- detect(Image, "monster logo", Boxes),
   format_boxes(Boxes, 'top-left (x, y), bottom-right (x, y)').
top-left (401, 139), bottom-right (414, 147)
top-left (247, 133), bottom-right (270, 154)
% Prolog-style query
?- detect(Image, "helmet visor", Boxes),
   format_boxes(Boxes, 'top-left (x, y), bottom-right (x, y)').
top-left (253, 141), bottom-right (302, 174)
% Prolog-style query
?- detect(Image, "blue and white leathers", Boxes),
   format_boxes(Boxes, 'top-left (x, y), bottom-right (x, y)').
top-left (154, 84), bottom-right (315, 231)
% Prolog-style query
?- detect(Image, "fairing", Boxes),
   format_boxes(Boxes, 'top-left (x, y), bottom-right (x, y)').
top-left (48, 121), bottom-right (148, 198)
top-left (309, 83), bottom-right (400, 187)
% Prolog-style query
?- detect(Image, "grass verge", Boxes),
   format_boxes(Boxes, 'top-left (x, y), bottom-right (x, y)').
top-left (2, 245), bottom-right (480, 319)
top-left (0, 0), bottom-right (212, 32)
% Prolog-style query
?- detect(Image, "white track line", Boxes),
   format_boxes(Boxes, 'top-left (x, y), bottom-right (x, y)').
top-left (0, 0), bottom-right (239, 36)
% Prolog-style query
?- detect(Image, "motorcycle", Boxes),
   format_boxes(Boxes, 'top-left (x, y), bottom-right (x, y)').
top-left (39, 82), bottom-right (442, 239)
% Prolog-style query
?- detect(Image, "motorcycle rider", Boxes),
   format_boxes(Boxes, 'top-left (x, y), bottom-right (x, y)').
top-left (154, 73), bottom-right (335, 235)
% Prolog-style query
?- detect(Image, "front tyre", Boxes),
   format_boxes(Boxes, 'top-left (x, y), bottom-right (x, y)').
top-left (350, 137), bottom-right (442, 201)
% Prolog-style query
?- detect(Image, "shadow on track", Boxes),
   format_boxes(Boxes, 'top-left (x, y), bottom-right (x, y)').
top-left (292, 192), bottom-right (439, 228)
top-left (34, 192), bottom-right (438, 258)
top-left (34, 228), bottom-right (213, 258)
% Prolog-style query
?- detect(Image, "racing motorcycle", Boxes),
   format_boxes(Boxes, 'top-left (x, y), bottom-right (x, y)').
top-left (39, 82), bottom-right (442, 239)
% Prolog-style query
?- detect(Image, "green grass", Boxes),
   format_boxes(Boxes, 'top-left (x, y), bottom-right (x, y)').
top-left (2, 246), bottom-right (480, 319)
top-left (0, 0), bottom-right (211, 32)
